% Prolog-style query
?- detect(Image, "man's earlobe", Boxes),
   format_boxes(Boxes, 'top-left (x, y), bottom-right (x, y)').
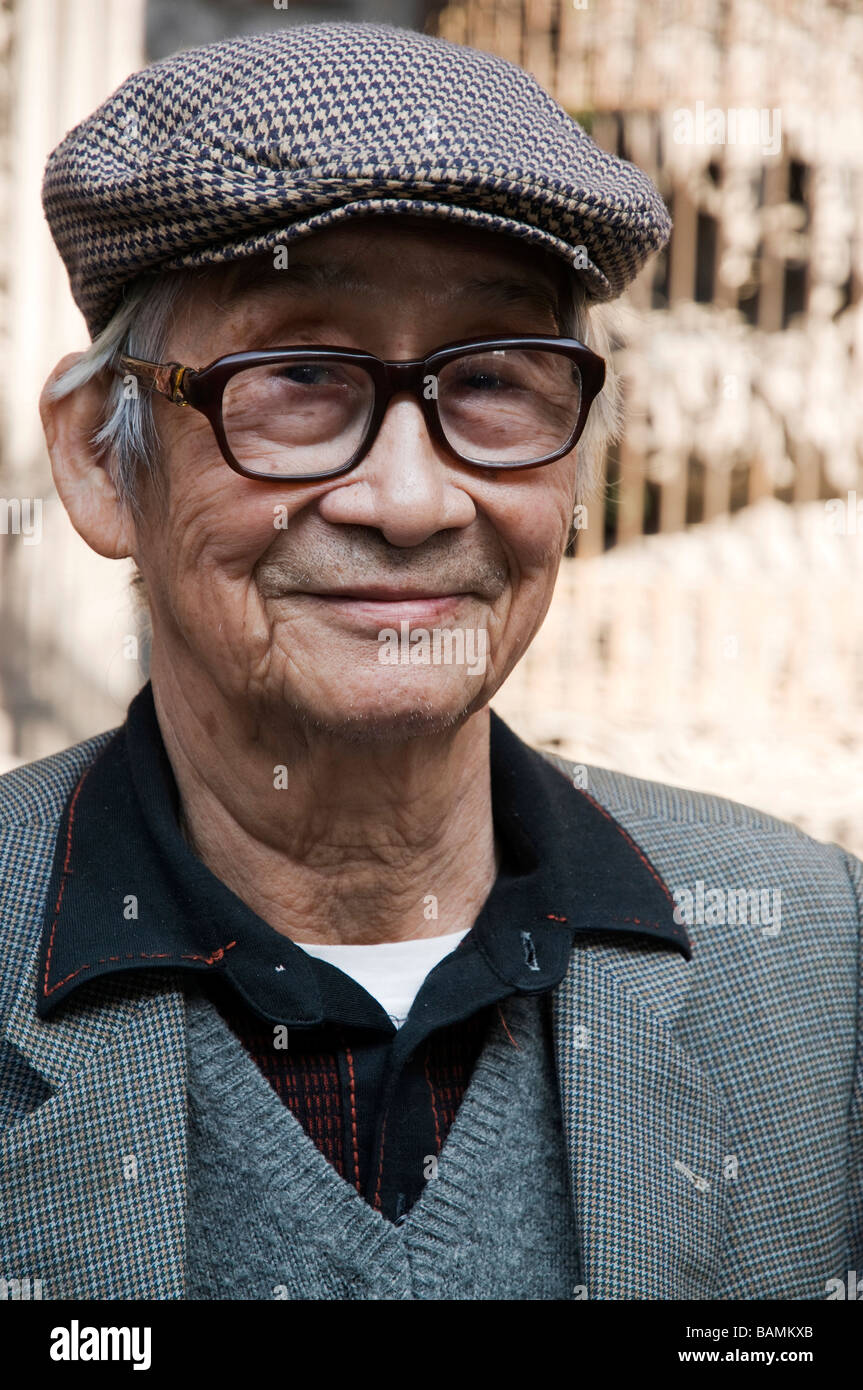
top-left (39, 353), bottom-right (136, 561)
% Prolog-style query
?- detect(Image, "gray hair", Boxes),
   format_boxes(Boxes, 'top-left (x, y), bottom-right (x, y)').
top-left (45, 251), bottom-right (625, 608)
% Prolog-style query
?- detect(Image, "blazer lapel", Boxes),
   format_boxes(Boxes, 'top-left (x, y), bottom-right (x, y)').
top-left (552, 933), bottom-right (730, 1300)
top-left (0, 938), bottom-right (188, 1300)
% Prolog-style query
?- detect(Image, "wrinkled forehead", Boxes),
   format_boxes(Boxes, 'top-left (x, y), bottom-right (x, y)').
top-left (193, 214), bottom-right (574, 324)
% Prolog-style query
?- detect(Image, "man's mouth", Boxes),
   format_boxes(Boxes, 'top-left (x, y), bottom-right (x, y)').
top-left (307, 586), bottom-right (465, 601)
top-left (296, 586), bottom-right (472, 624)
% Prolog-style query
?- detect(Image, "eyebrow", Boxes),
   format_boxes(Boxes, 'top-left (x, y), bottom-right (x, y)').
top-left (216, 257), bottom-right (563, 326)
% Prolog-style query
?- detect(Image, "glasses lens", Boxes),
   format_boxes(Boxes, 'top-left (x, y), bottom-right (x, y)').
top-left (221, 359), bottom-right (375, 476)
top-left (437, 347), bottom-right (583, 464)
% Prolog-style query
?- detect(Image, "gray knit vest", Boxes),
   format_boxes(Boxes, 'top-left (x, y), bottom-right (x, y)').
top-left (183, 986), bottom-right (581, 1299)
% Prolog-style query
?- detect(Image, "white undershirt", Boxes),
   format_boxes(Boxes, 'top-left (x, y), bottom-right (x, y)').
top-left (295, 928), bottom-right (471, 1029)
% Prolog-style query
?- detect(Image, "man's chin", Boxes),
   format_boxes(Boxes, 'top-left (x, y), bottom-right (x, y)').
top-left (283, 688), bottom-right (488, 745)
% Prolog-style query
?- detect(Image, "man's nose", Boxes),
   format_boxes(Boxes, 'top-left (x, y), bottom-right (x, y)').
top-left (315, 394), bottom-right (477, 547)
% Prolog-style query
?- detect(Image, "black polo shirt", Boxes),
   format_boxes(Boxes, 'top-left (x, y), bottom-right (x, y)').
top-left (37, 680), bottom-right (690, 1221)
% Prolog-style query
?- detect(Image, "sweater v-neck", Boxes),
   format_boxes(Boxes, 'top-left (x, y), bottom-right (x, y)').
top-left (183, 982), bottom-right (580, 1299)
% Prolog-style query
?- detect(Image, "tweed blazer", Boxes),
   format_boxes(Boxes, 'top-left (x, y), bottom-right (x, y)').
top-left (1, 723), bottom-right (861, 1301)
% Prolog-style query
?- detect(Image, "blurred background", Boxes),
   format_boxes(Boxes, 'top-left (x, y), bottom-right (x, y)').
top-left (1, 0), bottom-right (862, 852)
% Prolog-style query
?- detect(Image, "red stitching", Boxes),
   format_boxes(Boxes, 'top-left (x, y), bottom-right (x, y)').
top-left (609, 916), bottom-right (671, 932)
top-left (423, 1040), bottom-right (442, 1153)
top-left (41, 763), bottom-right (241, 998)
top-left (44, 942), bottom-right (238, 996)
top-left (42, 766), bottom-right (91, 999)
top-left (373, 1109), bottom-right (389, 1211)
top-left (343, 1044), bottom-right (362, 1194)
top-left (497, 1001), bottom-right (520, 1050)
top-left (575, 786), bottom-right (678, 908)
top-left (546, 913), bottom-right (567, 922)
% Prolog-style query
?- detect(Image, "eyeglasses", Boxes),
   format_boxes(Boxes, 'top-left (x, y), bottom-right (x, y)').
top-left (115, 334), bottom-right (606, 483)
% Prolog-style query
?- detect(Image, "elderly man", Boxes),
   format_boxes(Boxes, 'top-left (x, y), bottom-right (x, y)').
top-left (1, 22), bottom-right (860, 1304)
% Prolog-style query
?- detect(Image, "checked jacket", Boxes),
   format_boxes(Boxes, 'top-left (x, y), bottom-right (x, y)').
top-left (0, 722), bottom-right (861, 1300)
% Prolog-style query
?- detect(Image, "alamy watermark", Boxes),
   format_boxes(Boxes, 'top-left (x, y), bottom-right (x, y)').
top-left (824, 492), bottom-right (863, 535)
top-left (669, 102), bottom-right (781, 157)
top-left (378, 620), bottom-right (488, 676)
top-left (0, 497), bottom-right (42, 544)
top-left (0, 1276), bottom-right (43, 1299)
top-left (672, 880), bottom-right (781, 937)
top-left (49, 1321), bottom-right (151, 1371)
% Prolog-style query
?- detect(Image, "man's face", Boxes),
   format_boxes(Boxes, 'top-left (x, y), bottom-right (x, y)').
top-left (134, 217), bottom-right (582, 741)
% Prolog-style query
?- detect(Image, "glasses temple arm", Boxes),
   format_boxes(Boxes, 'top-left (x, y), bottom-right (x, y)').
top-left (117, 355), bottom-right (192, 403)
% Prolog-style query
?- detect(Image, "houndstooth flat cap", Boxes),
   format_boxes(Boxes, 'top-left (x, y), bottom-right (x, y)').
top-left (42, 21), bottom-right (672, 340)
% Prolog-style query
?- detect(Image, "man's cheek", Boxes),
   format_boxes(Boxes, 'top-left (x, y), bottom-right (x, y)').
top-left (517, 522), bottom-right (570, 578)
top-left (506, 484), bottom-right (572, 557)
top-left (162, 514), bottom-right (278, 579)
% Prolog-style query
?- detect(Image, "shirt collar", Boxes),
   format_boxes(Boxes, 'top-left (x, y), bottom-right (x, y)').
top-left (36, 680), bottom-right (689, 1021)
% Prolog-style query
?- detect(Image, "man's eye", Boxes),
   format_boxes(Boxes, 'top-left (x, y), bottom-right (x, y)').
top-left (277, 364), bottom-right (337, 387)
top-left (457, 370), bottom-right (509, 391)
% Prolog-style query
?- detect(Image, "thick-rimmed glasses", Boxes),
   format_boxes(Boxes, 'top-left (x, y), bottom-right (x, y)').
top-left (115, 334), bottom-right (606, 483)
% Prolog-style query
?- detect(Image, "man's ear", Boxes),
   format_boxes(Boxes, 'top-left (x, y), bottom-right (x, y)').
top-left (38, 352), bottom-right (138, 560)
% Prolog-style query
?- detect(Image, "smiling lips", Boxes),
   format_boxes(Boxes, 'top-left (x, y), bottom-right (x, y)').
top-left (301, 586), bottom-right (469, 622)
